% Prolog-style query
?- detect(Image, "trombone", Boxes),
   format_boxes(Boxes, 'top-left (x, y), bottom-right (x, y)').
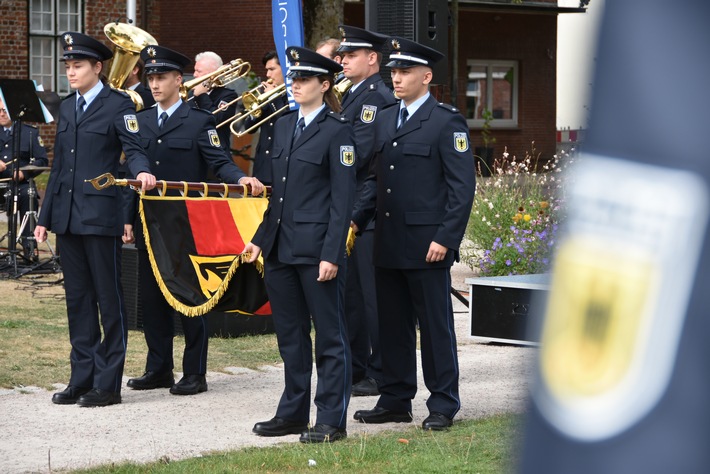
top-left (179, 59), bottom-right (251, 101)
top-left (224, 82), bottom-right (289, 136)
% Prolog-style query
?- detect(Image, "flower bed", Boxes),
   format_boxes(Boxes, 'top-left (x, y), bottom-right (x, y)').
top-left (462, 144), bottom-right (576, 277)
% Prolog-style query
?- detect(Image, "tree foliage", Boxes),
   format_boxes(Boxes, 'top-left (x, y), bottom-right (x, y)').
top-left (303, 0), bottom-right (344, 48)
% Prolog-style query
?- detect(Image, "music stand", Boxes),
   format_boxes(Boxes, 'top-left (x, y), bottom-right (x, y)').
top-left (0, 79), bottom-right (49, 277)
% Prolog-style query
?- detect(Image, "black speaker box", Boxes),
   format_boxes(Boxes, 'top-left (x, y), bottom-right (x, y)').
top-left (366, 0), bottom-right (449, 85)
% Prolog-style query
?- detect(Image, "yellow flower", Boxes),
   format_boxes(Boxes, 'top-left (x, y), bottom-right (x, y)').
top-left (523, 214), bottom-right (531, 222)
top-left (513, 213), bottom-right (522, 223)
top-left (539, 201), bottom-right (549, 209)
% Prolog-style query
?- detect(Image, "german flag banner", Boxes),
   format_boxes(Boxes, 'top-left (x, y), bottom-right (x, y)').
top-left (139, 194), bottom-right (271, 317)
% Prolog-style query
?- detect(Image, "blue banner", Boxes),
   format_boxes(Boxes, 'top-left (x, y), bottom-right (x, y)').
top-left (272, 0), bottom-right (304, 110)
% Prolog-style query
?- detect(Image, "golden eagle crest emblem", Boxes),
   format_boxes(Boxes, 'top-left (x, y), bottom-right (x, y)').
top-left (208, 129), bottom-right (221, 148)
top-left (124, 114), bottom-right (139, 133)
top-left (340, 145), bottom-right (355, 167)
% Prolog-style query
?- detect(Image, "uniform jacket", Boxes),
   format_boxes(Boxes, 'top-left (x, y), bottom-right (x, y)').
top-left (340, 73), bottom-right (396, 230)
top-left (39, 86), bottom-right (151, 236)
top-left (252, 107), bottom-right (356, 266)
top-left (352, 95), bottom-right (476, 269)
top-left (136, 101), bottom-right (245, 184)
top-left (0, 123), bottom-right (48, 182)
top-left (132, 101), bottom-right (246, 250)
top-left (191, 86), bottom-right (237, 153)
top-left (247, 92), bottom-right (288, 185)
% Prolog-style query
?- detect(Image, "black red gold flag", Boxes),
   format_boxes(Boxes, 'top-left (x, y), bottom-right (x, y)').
top-left (139, 195), bottom-right (271, 317)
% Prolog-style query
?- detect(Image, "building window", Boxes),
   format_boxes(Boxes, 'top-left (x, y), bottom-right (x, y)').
top-left (465, 60), bottom-right (518, 128)
top-left (29, 0), bottom-right (83, 95)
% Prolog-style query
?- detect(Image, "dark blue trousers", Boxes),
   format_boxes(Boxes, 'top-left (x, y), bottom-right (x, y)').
top-left (374, 266), bottom-right (460, 418)
top-left (264, 256), bottom-right (351, 429)
top-left (58, 233), bottom-right (127, 393)
top-left (345, 229), bottom-right (382, 383)
top-left (138, 249), bottom-right (208, 375)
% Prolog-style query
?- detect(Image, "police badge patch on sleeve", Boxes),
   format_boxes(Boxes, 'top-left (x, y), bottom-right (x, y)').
top-left (208, 129), bottom-right (221, 148)
top-left (360, 105), bottom-right (377, 123)
top-left (124, 114), bottom-right (139, 133)
top-left (454, 132), bottom-right (469, 152)
top-left (340, 145), bottom-right (355, 166)
top-left (37, 135), bottom-right (45, 147)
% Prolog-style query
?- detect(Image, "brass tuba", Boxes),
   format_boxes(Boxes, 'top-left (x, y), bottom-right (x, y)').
top-left (333, 74), bottom-right (353, 102)
top-left (104, 21), bottom-right (158, 111)
top-left (179, 59), bottom-right (251, 101)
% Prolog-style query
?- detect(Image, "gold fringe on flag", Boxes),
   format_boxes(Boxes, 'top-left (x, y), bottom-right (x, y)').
top-left (138, 197), bottom-right (264, 317)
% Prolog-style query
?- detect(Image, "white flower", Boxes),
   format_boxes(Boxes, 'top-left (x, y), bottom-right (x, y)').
top-left (309, 459), bottom-right (317, 467)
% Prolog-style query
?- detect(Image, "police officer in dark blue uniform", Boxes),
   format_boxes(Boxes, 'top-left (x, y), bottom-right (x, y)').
top-left (337, 25), bottom-right (397, 397)
top-left (190, 51), bottom-right (239, 154)
top-left (352, 37), bottom-right (476, 430)
top-left (244, 46), bottom-right (356, 443)
top-left (246, 50), bottom-right (288, 186)
top-left (125, 45), bottom-right (264, 396)
top-left (35, 32), bottom-right (156, 407)
top-left (0, 97), bottom-right (48, 261)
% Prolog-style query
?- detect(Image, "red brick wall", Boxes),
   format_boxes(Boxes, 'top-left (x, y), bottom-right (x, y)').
top-left (457, 10), bottom-right (558, 163)
top-left (1, 0), bottom-right (154, 159)
top-left (4, 1), bottom-right (559, 164)
top-left (158, 0), bottom-right (274, 79)
top-left (0, 1), bottom-right (29, 78)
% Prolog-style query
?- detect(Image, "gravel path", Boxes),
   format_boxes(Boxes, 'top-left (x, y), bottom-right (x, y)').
top-left (0, 263), bottom-right (536, 473)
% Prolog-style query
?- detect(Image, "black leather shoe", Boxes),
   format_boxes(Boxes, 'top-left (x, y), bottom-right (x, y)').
top-left (253, 417), bottom-right (308, 437)
top-left (353, 406), bottom-right (413, 424)
top-left (51, 385), bottom-right (91, 405)
top-left (77, 389), bottom-right (121, 407)
top-left (422, 412), bottom-right (453, 431)
top-left (352, 377), bottom-right (380, 397)
top-left (169, 374), bottom-right (207, 395)
top-left (127, 371), bottom-right (175, 390)
top-left (299, 424), bottom-right (347, 443)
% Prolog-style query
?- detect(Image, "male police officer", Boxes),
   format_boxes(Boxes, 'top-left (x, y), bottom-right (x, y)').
top-left (337, 25), bottom-right (397, 397)
top-left (352, 37), bottom-right (475, 430)
top-left (126, 45), bottom-right (263, 395)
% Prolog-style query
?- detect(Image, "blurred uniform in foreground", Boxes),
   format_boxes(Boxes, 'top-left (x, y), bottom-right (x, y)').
top-left (520, 1), bottom-right (710, 472)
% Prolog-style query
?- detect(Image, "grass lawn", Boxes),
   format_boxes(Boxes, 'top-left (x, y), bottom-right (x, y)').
top-left (71, 414), bottom-right (522, 474)
top-left (0, 274), bottom-right (521, 474)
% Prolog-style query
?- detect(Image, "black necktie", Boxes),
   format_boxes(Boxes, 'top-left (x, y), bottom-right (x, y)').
top-left (293, 117), bottom-right (305, 144)
top-left (159, 111), bottom-right (168, 130)
top-left (76, 96), bottom-right (86, 121)
top-left (3, 128), bottom-right (10, 139)
top-left (398, 108), bottom-right (409, 130)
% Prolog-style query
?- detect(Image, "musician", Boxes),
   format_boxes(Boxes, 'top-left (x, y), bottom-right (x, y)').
top-left (316, 38), bottom-right (342, 64)
top-left (122, 60), bottom-right (155, 109)
top-left (126, 45), bottom-right (263, 396)
top-left (190, 51), bottom-right (238, 153)
top-left (0, 97), bottom-right (48, 261)
top-left (34, 32), bottom-right (156, 407)
top-left (351, 37), bottom-right (475, 430)
top-left (336, 25), bottom-right (397, 397)
top-left (246, 50), bottom-right (287, 186)
top-left (244, 46), bottom-right (356, 443)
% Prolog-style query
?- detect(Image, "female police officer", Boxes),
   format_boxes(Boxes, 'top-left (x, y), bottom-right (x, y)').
top-left (35, 32), bottom-right (155, 407)
top-left (243, 46), bottom-right (356, 443)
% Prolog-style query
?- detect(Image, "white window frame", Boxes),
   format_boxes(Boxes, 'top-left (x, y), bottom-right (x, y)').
top-left (465, 59), bottom-right (519, 129)
top-left (29, 0), bottom-right (83, 95)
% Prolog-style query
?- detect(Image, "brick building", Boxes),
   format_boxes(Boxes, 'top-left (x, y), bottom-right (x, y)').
top-left (0, 0), bottom-right (585, 163)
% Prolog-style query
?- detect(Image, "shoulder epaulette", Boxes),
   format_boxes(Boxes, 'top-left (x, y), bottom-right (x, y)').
top-left (437, 102), bottom-right (461, 114)
top-left (327, 110), bottom-right (347, 122)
